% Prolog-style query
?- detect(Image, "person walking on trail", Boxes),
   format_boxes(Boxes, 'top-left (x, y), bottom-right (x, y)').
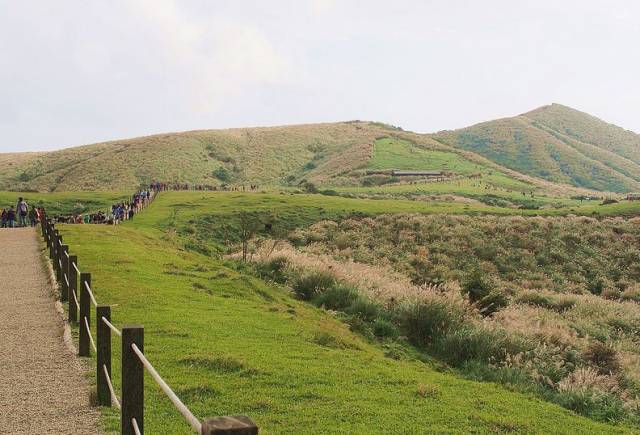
top-left (7, 206), bottom-right (16, 228)
top-left (1, 208), bottom-right (7, 228)
top-left (16, 197), bottom-right (29, 227)
top-left (29, 205), bottom-right (38, 227)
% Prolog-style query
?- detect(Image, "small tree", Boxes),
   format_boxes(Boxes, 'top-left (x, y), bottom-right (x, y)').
top-left (238, 212), bottom-right (261, 262)
top-left (213, 167), bottom-right (232, 182)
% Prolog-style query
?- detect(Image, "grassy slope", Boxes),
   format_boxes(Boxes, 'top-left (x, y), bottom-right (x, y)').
top-left (55, 191), bottom-right (628, 434)
top-left (367, 138), bottom-right (532, 191)
top-left (433, 105), bottom-right (640, 193)
top-left (0, 115), bottom-right (608, 200)
top-left (0, 122), bottom-right (390, 192)
top-left (526, 103), bottom-right (640, 166)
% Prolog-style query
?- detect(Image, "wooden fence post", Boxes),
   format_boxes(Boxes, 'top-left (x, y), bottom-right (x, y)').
top-left (79, 272), bottom-right (91, 357)
top-left (200, 417), bottom-right (258, 435)
top-left (54, 231), bottom-right (61, 282)
top-left (122, 326), bottom-right (144, 435)
top-left (60, 245), bottom-right (69, 302)
top-left (68, 255), bottom-right (78, 323)
top-left (96, 305), bottom-right (111, 407)
top-left (51, 229), bottom-right (60, 282)
top-left (48, 223), bottom-right (54, 259)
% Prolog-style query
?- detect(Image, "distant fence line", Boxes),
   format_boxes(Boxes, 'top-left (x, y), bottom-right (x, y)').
top-left (41, 192), bottom-right (258, 435)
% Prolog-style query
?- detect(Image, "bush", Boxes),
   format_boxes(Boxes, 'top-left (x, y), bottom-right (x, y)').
top-left (213, 167), bottom-right (232, 182)
top-left (346, 298), bottom-right (380, 322)
top-left (292, 271), bottom-right (335, 300)
top-left (621, 285), bottom-right (640, 302)
top-left (554, 390), bottom-right (626, 423)
top-left (372, 319), bottom-right (399, 339)
top-left (583, 342), bottom-right (621, 375)
top-left (400, 299), bottom-right (466, 347)
top-left (255, 256), bottom-right (289, 283)
top-left (601, 288), bottom-right (621, 300)
top-left (462, 268), bottom-right (492, 303)
top-left (435, 326), bottom-right (528, 366)
top-left (313, 285), bottom-right (359, 310)
top-left (476, 291), bottom-right (509, 316)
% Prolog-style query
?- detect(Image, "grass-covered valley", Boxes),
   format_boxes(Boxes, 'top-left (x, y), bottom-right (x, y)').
top-left (39, 190), bottom-right (639, 434)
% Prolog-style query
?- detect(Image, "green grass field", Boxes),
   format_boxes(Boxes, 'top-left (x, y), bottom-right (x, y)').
top-left (368, 138), bottom-right (532, 191)
top-left (53, 191), bottom-right (633, 433)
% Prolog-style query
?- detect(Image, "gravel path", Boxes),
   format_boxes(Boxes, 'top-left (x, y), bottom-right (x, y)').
top-left (0, 227), bottom-right (100, 434)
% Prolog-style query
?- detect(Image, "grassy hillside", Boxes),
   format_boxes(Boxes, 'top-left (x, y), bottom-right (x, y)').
top-left (1, 112), bottom-right (620, 198)
top-left (433, 104), bottom-right (640, 193)
top-left (527, 104), bottom-right (640, 166)
top-left (54, 191), bottom-right (632, 433)
top-left (0, 122), bottom-right (390, 192)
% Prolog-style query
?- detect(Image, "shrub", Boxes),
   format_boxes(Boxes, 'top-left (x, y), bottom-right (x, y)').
top-left (313, 285), bottom-right (359, 310)
top-left (255, 256), bottom-right (289, 283)
top-left (372, 319), bottom-right (399, 339)
top-left (587, 277), bottom-right (606, 295)
top-left (292, 271), bottom-right (336, 300)
top-left (621, 285), bottom-right (640, 302)
top-left (476, 291), bottom-right (509, 316)
top-left (583, 342), bottom-right (621, 375)
top-left (435, 326), bottom-right (528, 366)
top-left (554, 389), bottom-right (626, 423)
top-left (399, 299), bottom-right (466, 347)
top-left (462, 268), bottom-right (492, 303)
top-left (213, 167), bottom-right (232, 182)
top-left (601, 288), bottom-right (621, 300)
top-left (346, 298), bottom-right (380, 322)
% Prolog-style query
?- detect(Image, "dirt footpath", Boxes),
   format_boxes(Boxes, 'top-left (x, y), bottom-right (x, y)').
top-left (0, 227), bottom-right (100, 434)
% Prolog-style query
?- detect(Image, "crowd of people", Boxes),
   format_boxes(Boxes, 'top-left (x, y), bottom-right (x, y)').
top-left (2, 180), bottom-right (254, 229)
top-left (1, 197), bottom-right (44, 228)
top-left (151, 181), bottom-right (260, 192)
top-left (53, 189), bottom-right (155, 225)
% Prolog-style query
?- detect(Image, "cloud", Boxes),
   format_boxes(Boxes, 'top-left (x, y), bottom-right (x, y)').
top-left (125, 0), bottom-right (292, 112)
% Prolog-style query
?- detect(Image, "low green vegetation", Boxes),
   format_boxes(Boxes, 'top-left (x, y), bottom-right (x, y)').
top-left (368, 137), bottom-right (530, 191)
top-left (53, 191), bottom-right (634, 433)
top-left (277, 214), bottom-right (640, 424)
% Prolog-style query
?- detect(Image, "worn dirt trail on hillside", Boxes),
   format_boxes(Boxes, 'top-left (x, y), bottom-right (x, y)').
top-left (0, 228), bottom-right (100, 434)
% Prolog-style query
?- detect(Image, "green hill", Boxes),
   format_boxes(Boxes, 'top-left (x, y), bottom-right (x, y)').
top-left (2, 104), bottom-right (639, 194)
top-left (433, 104), bottom-right (640, 193)
top-left (0, 121), bottom-right (535, 193)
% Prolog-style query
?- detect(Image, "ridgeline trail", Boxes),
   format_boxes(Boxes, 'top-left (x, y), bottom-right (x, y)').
top-left (0, 227), bottom-right (100, 434)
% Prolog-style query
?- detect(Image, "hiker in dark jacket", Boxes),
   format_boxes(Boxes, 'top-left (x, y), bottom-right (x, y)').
top-left (7, 206), bottom-right (16, 228)
top-left (1, 208), bottom-right (7, 228)
top-left (29, 206), bottom-right (38, 226)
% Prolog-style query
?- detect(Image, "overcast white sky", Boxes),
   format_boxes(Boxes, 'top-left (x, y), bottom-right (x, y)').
top-left (1, 0), bottom-right (639, 152)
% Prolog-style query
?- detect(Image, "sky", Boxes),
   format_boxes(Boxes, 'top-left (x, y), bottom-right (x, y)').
top-left (1, 0), bottom-right (639, 152)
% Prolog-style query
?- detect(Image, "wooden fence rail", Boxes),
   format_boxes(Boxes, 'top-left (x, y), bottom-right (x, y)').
top-left (40, 192), bottom-right (258, 435)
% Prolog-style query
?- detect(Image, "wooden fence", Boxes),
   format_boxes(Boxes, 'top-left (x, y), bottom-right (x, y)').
top-left (40, 194), bottom-right (258, 435)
